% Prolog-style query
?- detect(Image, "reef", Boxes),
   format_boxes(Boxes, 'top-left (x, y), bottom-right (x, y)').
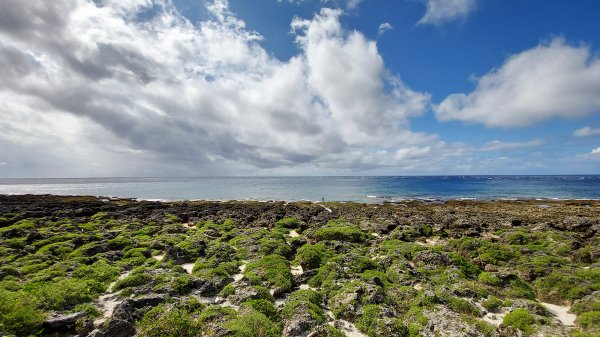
top-left (0, 194), bottom-right (599, 337)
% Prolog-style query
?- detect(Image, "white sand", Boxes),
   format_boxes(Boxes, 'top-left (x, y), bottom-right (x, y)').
top-left (320, 204), bottom-right (333, 213)
top-left (181, 263), bottom-right (195, 274)
top-left (94, 271), bottom-right (131, 325)
top-left (541, 302), bottom-right (577, 326)
top-left (152, 254), bottom-right (164, 261)
top-left (299, 283), bottom-right (316, 290)
top-left (232, 262), bottom-right (248, 282)
top-left (291, 265), bottom-right (304, 276)
top-left (416, 237), bottom-right (444, 247)
top-left (328, 320), bottom-right (368, 337)
top-left (482, 311), bottom-right (507, 326)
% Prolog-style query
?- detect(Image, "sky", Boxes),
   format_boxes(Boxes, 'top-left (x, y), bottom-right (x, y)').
top-left (1, 0), bottom-right (600, 177)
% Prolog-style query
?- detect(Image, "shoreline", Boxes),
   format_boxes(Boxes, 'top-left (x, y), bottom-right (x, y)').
top-left (2, 193), bottom-right (600, 204)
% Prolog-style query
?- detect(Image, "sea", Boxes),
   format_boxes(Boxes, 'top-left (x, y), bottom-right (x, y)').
top-left (0, 176), bottom-right (599, 203)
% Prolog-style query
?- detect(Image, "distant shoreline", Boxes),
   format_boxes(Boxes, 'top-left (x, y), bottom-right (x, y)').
top-left (1, 193), bottom-right (599, 205)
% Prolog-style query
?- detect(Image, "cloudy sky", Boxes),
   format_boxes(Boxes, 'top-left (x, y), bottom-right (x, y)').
top-left (1, 0), bottom-right (600, 177)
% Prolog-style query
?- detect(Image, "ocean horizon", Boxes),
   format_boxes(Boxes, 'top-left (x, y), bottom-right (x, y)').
top-left (1, 175), bottom-right (599, 203)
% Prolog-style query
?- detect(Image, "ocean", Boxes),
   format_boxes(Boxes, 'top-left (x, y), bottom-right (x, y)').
top-left (0, 176), bottom-right (599, 203)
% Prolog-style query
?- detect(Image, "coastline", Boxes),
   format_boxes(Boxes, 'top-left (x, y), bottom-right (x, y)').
top-left (1, 194), bottom-right (598, 337)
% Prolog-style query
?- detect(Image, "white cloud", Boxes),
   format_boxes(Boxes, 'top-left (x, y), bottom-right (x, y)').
top-left (418, 0), bottom-right (476, 25)
top-left (377, 22), bottom-right (393, 36)
top-left (436, 38), bottom-right (600, 127)
top-left (0, 0), bottom-right (438, 177)
top-left (592, 147), bottom-right (600, 155)
top-left (574, 126), bottom-right (600, 138)
top-left (283, 0), bottom-right (362, 10)
top-left (482, 140), bottom-right (543, 152)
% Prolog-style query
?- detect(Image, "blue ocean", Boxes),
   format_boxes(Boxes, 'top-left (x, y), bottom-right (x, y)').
top-left (0, 176), bottom-right (599, 202)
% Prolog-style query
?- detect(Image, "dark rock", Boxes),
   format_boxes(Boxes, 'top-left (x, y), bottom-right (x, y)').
top-left (131, 294), bottom-right (167, 308)
top-left (413, 251), bottom-right (451, 267)
top-left (42, 311), bottom-right (86, 332)
top-left (89, 319), bottom-right (136, 337)
top-left (282, 302), bottom-right (322, 337)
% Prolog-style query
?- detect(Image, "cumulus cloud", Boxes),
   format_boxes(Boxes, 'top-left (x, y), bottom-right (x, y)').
top-left (574, 126), bottom-right (600, 138)
top-left (592, 147), bottom-right (600, 155)
top-left (418, 0), bottom-right (476, 25)
top-left (284, 0), bottom-right (362, 10)
top-left (0, 0), bottom-right (437, 177)
top-left (436, 38), bottom-right (600, 127)
top-left (377, 22), bottom-right (393, 36)
top-left (482, 140), bottom-right (543, 152)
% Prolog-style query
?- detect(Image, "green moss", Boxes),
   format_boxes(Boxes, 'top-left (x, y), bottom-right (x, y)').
top-left (577, 311), bottom-right (600, 332)
top-left (245, 255), bottom-right (293, 293)
top-left (275, 217), bottom-right (301, 229)
top-left (477, 272), bottom-right (502, 286)
top-left (312, 221), bottom-right (368, 243)
top-left (295, 243), bottom-right (329, 269)
top-left (73, 259), bottom-right (120, 286)
top-left (282, 299), bottom-right (326, 323)
top-left (224, 308), bottom-right (282, 337)
top-left (74, 302), bottom-right (101, 318)
top-left (114, 272), bottom-right (153, 290)
top-left (197, 305), bottom-right (237, 326)
top-left (503, 308), bottom-right (535, 336)
top-left (355, 304), bottom-right (409, 337)
top-left (447, 296), bottom-right (480, 316)
top-left (221, 283), bottom-right (236, 298)
top-left (24, 278), bottom-right (103, 311)
top-left (0, 289), bottom-right (44, 336)
top-left (242, 299), bottom-right (279, 322)
top-left (172, 274), bottom-right (195, 295)
top-left (482, 296), bottom-right (503, 312)
top-left (137, 305), bottom-right (198, 337)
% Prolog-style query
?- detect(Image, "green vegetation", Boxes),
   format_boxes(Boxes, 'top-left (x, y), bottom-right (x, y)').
top-left (312, 221), bottom-right (368, 242)
top-left (245, 254), bottom-right (293, 293)
top-left (1, 198), bottom-right (599, 336)
top-left (503, 308), bottom-right (536, 336)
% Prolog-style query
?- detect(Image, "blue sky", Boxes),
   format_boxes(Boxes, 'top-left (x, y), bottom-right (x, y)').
top-left (0, 0), bottom-right (599, 176)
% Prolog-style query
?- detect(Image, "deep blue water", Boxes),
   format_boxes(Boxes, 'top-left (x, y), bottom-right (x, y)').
top-left (0, 176), bottom-right (599, 202)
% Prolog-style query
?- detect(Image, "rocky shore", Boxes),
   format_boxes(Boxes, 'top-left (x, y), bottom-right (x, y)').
top-left (0, 195), bottom-right (599, 337)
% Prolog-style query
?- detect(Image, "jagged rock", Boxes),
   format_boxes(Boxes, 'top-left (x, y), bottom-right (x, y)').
top-left (131, 294), bottom-right (167, 308)
top-left (42, 311), bottom-right (86, 332)
top-left (226, 282), bottom-right (268, 305)
top-left (422, 306), bottom-right (484, 337)
top-left (112, 294), bottom-right (167, 322)
top-left (89, 319), bottom-right (136, 337)
top-left (413, 250), bottom-right (451, 267)
top-left (282, 302), bottom-right (323, 337)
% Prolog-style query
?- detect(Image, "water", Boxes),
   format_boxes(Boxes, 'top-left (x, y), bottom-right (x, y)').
top-left (0, 176), bottom-right (599, 202)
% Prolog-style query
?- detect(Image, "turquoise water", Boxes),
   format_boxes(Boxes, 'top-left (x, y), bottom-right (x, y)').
top-left (0, 176), bottom-right (599, 202)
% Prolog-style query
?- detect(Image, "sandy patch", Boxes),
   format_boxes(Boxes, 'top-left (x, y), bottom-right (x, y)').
top-left (182, 263), bottom-right (195, 274)
top-left (541, 302), bottom-right (576, 326)
top-left (94, 271), bottom-right (131, 326)
top-left (232, 261), bottom-right (248, 282)
top-left (152, 254), bottom-right (164, 261)
top-left (291, 265), bottom-right (304, 276)
top-left (299, 284), bottom-right (316, 290)
top-left (416, 237), bottom-right (444, 247)
top-left (483, 311), bottom-right (506, 326)
top-left (320, 204), bottom-right (333, 213)
top-left (328, 319), bottom-right (368, 337)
